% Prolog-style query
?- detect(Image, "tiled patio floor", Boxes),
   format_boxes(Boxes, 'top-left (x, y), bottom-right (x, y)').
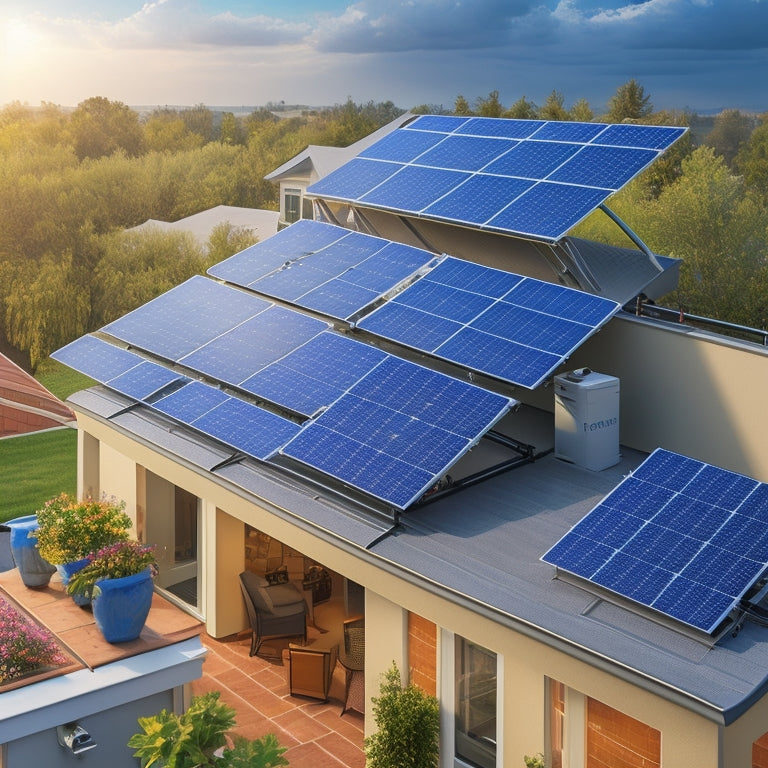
top-left (192, 628), bottom-right (365, 768)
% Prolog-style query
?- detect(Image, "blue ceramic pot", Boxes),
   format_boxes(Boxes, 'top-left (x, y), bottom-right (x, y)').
top-left (56, 558), bottom-right (91, 606)
top-left (5, 515), bottom-right (56, 588)
top-left (92, 567), bottom-right (154, 643)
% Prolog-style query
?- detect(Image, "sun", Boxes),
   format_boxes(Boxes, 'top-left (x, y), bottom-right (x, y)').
top-left (2, 18), bottom-right (44, 62)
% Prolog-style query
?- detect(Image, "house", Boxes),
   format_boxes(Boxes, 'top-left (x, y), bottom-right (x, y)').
top-left (51, 115), bottom-right (768, 767)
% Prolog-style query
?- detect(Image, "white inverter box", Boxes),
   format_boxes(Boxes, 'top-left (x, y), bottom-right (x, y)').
top-left (554, 368), bottom-right (620, 471)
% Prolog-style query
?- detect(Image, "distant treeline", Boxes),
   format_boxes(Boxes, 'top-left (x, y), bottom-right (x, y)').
top-left (1, 84), bottom-right (767, 370)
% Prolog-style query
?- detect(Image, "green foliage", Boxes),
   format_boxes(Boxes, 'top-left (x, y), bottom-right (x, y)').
top-left (475, 90), bottom-right (504, 118)
top-left (69, 97), bottom-right (145, 161)
top-left (704, 109), bottom-right (755, 167)
top-left (538, 90), bottom-right (569, 121)
top-left (523, 753), bottom-right (545, 768)
top-left (364, 663), bottom-right (440, 768)
top-left (128, 692), bottom-right (288, 768)
top-left (505, 97), bottom-right (539, 119)
top-left (605, 78), bottom-right (652, 122)
top-left (735, 114), bottom-right (768, 198)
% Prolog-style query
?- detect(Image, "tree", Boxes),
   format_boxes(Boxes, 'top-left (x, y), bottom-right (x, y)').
top-left (504, 96), bottom-right (538, 119)
top-left (605, 79), bottom-right (652, 122)
top-left (735, 114), bottom-right (768, 198)
top-left (705, 109), bottom-right (754, 167)
top-left (453, 95), bottom-right (473, 116)
top-left (143, 113), bottom-right (205, 153)
top-left (365, 663), bottom-right (440, 768)
top-left (180, 103), bottom-right (215, 142)
top-left (475, 90), bottom-right (504, 118)
top-left (569, 98), bottom-right (594, 122)
top-left (69, 96), bottom-right (145, 160)
top-left (538, 90), bottom-right (569, 121)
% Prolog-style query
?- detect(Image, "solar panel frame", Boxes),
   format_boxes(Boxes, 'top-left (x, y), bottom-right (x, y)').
top-left (541, 448), bottom-right (768, 635)
top-left (306, 116), bottom-right (687, 243)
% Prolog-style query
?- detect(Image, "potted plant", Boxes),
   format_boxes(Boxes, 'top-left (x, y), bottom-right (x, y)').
top-left (128, 691), bottom-right (289, 767)
top-left (365, 662), bottom-right (440, 768)
top-left (33, 492), bottom-right (132, 596)
top-left (67, 540), bottom-right (158, 643)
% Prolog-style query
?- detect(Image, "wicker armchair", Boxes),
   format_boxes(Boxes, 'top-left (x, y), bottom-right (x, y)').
top-left (239, 571), bottom-right (307, 656)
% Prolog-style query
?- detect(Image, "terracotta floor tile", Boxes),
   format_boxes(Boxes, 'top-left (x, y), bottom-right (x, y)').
top-left (284, 741), bottom-right (348, 768)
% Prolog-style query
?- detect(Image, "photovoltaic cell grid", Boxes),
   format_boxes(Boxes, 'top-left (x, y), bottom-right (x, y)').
top-left (541, 448), bottom-right (768, 634)
top-left (306, 115), bottom-right (686, 242)
top-left (281, 356), bottom-right (515, 509)
top-left (357, 256), bottom-right (620, 389)
top-left (208, 219), bottom-right (438, 321)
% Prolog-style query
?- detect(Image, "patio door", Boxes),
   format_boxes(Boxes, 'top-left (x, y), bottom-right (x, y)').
top-left (144, 471), bottom-right (202, 614)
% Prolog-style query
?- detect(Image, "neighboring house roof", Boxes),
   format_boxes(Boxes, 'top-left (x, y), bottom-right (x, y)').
top-left (0, 354), bottom-right (74, 437)
top-left (128, 205), bottom-right (279, 246)
top-left (264, 113), bottom-right (417, 182)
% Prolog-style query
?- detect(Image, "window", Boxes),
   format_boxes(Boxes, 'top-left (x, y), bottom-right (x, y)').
top-left (284, 188), bottom-right (301, 223)
top-left (455, 637), bottom-right (497, 768)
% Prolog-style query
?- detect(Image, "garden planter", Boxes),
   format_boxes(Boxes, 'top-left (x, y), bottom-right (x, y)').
top-left (5, 515), bottom-right (56, 588)
top-left (92, 567), bottom-right (154, 643)
top-left (57, 558), bottom-right (91, 606)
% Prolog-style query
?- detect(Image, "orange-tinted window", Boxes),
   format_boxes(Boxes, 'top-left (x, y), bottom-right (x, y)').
top-left (587, 697), bottom-right (660, 768)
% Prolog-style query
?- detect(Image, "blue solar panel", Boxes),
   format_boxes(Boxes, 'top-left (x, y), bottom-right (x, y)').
top-left (240, 331), bottom-right (387, 415)
top-left (107, 361), bottom-right (187, 400)
top-left (103, 276), bottom-right (271, 361)
top-left (307, 116), bottom-right (686, 242)
top-left (179, 306), bottom-right (328, 385)
top-left (415, 135), bottom-right (517, 172)
top-left (152, 380), bottom-right (230, 422)
top-left (192, 398), bottom-right (300, 460)
top-left (360, 165), bottom-right (471, 212)
top-left (282, 356), bottom-right (514, 509)
top-left (51, 335), bottom-right (144, 382)
top-left (357, 256), bottom-right (620, 389)
top-left (208, 219), bottom-right (348, 285)
top-left (542, 448), bottom-right (768, 634)
top-left (304, 158), bottom-right (401, 201)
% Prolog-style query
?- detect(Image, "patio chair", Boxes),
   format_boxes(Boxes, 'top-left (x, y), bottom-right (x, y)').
top-left (239, 571), bottom-right (307, 656)
top-left (283, 643), bottom-right (339, 701)
top-left (339, 616), bottom-right (365, 715)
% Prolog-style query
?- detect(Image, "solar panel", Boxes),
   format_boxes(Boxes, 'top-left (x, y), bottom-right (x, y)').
top-left (281, 356), bottom-right (515, 509)
top-left (306, 115), bottom-right (686, 242)
top-left (103, 275), bottom-right (271, 360)
top-left (106, 361), bottom-right (187, 400)
top-left (357, 256), bottom-right (620, 388)
top-left (209, 220), bottom-right (437, 321)
top-left (51, 335), bottom-right (144, 381)
top-left (178, 306), bottom-right (329, 386)
top-left (240, 331), bottom-right (387, 416)
top-left (541, 448), bottom-right (768, 634)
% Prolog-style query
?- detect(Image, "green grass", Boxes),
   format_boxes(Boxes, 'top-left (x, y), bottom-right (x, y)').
top-left (0, 428), bottom-right (77, 523)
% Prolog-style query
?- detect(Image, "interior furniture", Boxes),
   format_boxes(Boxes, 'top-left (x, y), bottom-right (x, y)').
top-left (282, 642), bottom-right (339, 701)
top-left (239, 571), bottom-right (307, 656)
top-left (338, 616), bottom-right (365, 715)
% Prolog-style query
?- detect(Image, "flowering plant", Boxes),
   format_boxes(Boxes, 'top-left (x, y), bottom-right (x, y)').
top-left (0, 596), bottom-right (67, 685)
top-left (33, 492), bottom-right (132, 565)
top-left (66, 540), bottom-right (158, 600)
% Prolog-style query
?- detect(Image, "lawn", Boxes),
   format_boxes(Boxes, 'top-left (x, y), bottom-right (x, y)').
top-left (0, 358), bottom-right (90, 523)
top-left (0, 429), bottom-right (77, 523)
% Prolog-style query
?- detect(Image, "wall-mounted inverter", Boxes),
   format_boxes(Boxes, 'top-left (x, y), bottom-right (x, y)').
top-left (554, 369), bottom-right (620, 471)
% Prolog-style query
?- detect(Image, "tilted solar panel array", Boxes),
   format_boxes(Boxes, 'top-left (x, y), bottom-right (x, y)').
top-left (53, 276), bottom-right (515, 510)
top-left (209, 221), bottom-right (621, 390)
top-left (306, 115), bottom-right (686, 242)
top-left (542, 448), bottom-right (768, 634)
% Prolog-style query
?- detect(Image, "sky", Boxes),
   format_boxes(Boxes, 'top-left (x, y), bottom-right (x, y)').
top-left (1, 0), bottom-right (766, 115)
